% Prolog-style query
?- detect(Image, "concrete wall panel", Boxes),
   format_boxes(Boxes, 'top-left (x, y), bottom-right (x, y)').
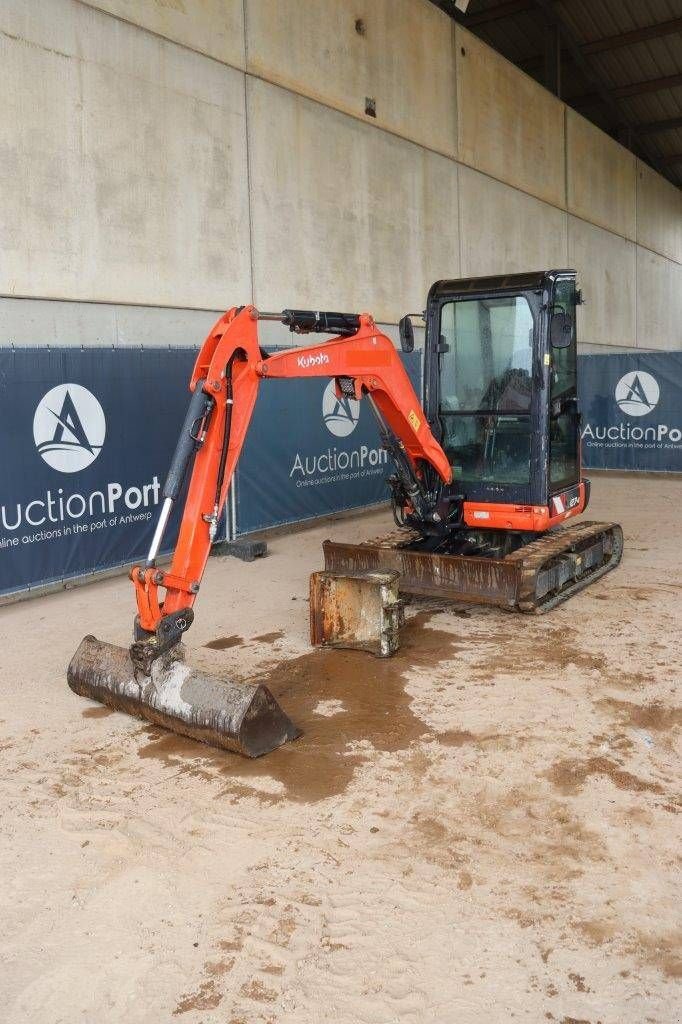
top-left (568, 217), bottom-right (636, 348)
top-left (246, 79), bottom-right (459, 324)
top-left (566, 111), bottom-right (636, 241)
top-left (0, 296), bottom-right (222, 347)
top-left (81, 0), bottom-right (245, 69)
top-left (0, 0), bottom-right (251, 308)
top-left (636, 161), bottom-right (682, 265)
top-left (245, 0), bottom-right (457, 158)
top-left (456, 26), bottom-right (564, 208)
top-left (636, 248), bottom-right (682, 351)
top-left (459, 166), bottom-right (567, 278)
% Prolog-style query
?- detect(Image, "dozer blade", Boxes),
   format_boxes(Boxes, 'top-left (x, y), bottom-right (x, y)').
top-left (67, 636), bottom-right (299, 758)
top-left (323, 521), bottom-right (623, 614)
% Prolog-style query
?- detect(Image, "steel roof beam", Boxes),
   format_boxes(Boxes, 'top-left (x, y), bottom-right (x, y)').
top-left (530, 0), bottom-right (673, 182)
top-left (521, 16), bottom-right (682, 72)
top-left (614, 72), bottom-right (682, 98)
top-left (427, 0), bottom-right (534, 27)
top-left (572, 73), bottom-right (682, 105)
top-left (464, 0), bottom-right (534, 27)
top-left (634, 115), bottom-right (682, 135)
top-left (582, 16), bottom-right (682, 54)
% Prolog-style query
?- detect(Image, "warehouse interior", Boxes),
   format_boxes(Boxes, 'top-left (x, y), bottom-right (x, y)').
top-left (3, 0), bottom-right (681, 346)
top-left (0, 2), bottom-right (680, 1022)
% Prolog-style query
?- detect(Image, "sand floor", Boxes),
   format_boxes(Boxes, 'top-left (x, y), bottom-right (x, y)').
top-left (0, 473), bottom-right (680, 1023)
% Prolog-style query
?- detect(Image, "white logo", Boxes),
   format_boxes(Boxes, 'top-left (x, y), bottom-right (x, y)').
top-left (615, 371), bottom-right (659, 418)
top-left (33, 384), bottom-right (106, 472)
top-left (322, 380), bottom-right (360, 437)
top-left (297, 353), bottom-right (330, 370)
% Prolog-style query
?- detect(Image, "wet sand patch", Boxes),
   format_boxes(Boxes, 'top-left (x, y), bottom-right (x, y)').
top-left (138, 612), bottom-right (461, 802)
top-left (204, 635), bottom-right (243, 650)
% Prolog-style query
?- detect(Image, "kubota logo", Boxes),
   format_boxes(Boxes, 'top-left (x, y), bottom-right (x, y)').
top-left (297, 353), bottom-right (330, 369)
top-left (615, 371), bottom-right (659, 418)
top-left (322, 380), bottom-right (360, 437)
top-left (33, 384), bottom-right (106, 472)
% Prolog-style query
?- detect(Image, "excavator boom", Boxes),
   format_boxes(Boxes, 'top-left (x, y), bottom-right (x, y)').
top-left (67, 304), bottom-right (451, 755)
top-left (131, 305), bottom-right (450, 653)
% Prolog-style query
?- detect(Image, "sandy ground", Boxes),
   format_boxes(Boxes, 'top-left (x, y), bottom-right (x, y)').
top-left (0, 473), bottom-right (680, 1024)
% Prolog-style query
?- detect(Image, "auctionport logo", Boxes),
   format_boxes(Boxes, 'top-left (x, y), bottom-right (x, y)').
top-left (288, 380), bottom-right (385, 482)
top-left (615, 371), bottom-right (659, 418)
top-left (33, 384), bottom-right (106, 472)
top-left (322, 380), bottom-right (360, 437)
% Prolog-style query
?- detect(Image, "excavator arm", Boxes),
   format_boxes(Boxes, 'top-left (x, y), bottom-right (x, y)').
top-left (129, 305), bottom-right (452, 668)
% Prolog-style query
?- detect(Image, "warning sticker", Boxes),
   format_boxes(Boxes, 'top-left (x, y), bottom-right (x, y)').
top-left (408, 410), bottom-right (421, 432)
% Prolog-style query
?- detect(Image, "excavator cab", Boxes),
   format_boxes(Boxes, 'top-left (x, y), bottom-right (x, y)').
top-left (405, 270), bottom-right (588, 537)
top-left (325, 269), bottom-right (622, 610)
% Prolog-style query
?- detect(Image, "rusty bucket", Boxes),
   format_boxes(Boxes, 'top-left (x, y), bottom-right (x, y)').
top-left (68, 635), bottom-right (299, 758)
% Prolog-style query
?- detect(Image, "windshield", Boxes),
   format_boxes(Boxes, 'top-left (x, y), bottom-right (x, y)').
top-left (438, 295), bottom-right (535, 486)
top-left (440, 296), bottom-right (534, 413)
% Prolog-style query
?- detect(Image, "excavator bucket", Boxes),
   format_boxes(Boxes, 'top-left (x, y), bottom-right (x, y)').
top-left (68, 636), bottom-right (299, 758)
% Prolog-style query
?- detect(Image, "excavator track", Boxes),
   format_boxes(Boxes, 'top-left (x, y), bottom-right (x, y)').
top-left (504, 520), bottom-right (623, 613)
top-left (323, 520), bottom-right (623, 614)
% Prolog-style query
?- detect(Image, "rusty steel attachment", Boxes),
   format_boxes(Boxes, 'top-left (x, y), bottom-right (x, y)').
top-left (67, 636), bottom-right (299, 758)
top-left (309, 569), bottom-right (404, 657)
top-left (322, 521), bottom-right (623, 614)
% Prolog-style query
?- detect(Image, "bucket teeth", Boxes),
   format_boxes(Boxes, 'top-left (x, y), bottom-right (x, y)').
top-left (67, 635), bottom-right (299, 758)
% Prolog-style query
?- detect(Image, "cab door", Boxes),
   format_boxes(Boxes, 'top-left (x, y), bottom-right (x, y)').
top-left (548, 276), bottom-right (580, 493)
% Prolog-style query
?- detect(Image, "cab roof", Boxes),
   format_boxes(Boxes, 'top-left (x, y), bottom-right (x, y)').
top-left (428, 269), bottom-right (575, 303)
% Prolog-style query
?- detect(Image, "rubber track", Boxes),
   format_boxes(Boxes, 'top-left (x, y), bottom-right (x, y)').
top-left (503, 520), bottom-right (624, 613)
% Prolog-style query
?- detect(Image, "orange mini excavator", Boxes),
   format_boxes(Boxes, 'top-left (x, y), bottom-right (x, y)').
top-left (68, 271), bottom-right (622, 757)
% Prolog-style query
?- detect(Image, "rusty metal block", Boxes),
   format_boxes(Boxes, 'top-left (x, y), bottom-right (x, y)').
top-left (309, 570), bottom-right (404, 658)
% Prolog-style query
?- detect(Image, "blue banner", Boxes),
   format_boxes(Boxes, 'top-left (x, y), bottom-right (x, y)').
top-left (234, 351), bottom-right (422, 534)
top-left (0, 348), bottom-right (198, 596)
top-left (578, 351), bottom-right (682, 472)
top-left (0, 346), bottom-right (421, 596)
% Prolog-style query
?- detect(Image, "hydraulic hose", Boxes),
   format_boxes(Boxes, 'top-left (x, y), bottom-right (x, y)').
top-left (211, 354), bottom-right (237, 530)
top-left (146, 381), bottom-right (214, 566)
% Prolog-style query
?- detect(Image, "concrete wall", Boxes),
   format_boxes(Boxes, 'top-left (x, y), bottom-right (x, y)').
top-left (566, 110), bottom-right (637, 242)
top-left (246, 78), bottom-right (460, 322)
top-left (458, 167), bottom-right (567, 278)
top-left (568, 217), bottom-right (637, 350)
top-left (1, 0), bottom-right (680, 352)
top-left (456, 27), bottom-right (565, 209)
top-left (245, 0), bottom-right (457, 159)
top-left (83, 0), bottom-right (245, 68)
top-left (636, 160), bottom-right (682, 265)
top-left (636, 248), bottom-right (682, 352)
top-left (0, 0), bottom-right (250, 308)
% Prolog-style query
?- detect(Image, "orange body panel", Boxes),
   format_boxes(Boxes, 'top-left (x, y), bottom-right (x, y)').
top-left (462, 481), bottom-right (586, 532)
